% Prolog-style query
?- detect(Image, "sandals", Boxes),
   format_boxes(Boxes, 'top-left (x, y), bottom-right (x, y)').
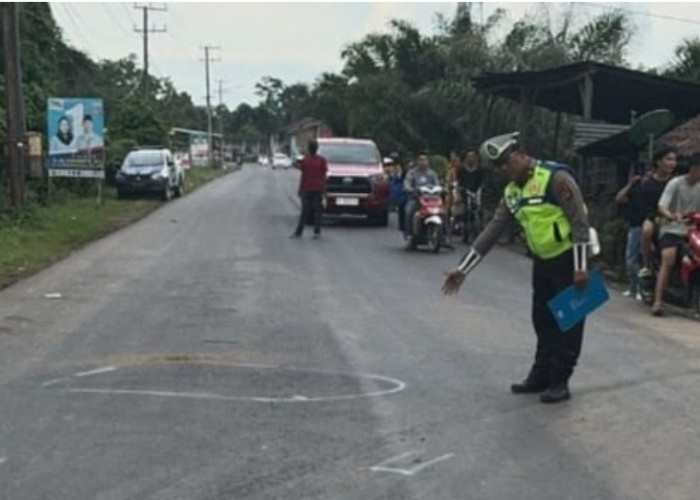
top-left (652, 303), bottom-right (666, 317)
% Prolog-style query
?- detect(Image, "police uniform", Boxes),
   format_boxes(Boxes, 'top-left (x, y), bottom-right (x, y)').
top-left (453, 133), bottom-right (592, 404)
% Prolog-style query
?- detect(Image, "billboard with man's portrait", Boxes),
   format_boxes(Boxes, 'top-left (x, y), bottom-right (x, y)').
top-left (47, 98), bottom-right (105, 178)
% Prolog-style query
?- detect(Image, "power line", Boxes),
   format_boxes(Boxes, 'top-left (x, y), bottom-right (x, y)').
top-left (120, 2), bottom-right (136, 23)
top-left (103, 3), bottom-right (134, 38)
top-left (167, 4), bottom-right (204, 46)
top-left (55, 4), bottom-right (94, 51)
top-left (580, 2), bottom-right (700, 27)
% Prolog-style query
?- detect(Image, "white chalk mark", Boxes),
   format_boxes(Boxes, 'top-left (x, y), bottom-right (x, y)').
top-left (44, 293), bottom-right (62, 299)
top-left (74, 366), bottom-right (117, 378)
top-left (370, 451), bottom-right (454, 477)
top-left (41, 377), bottom-right (69, 388)
top-left (63, 382), bottom-right (403, 403)
top-left (0, 457), bottom-right (7, 465)
top-left (404, 453), bottom-right (454, 476)
top-left (56, 364), bottom-right (406, 403)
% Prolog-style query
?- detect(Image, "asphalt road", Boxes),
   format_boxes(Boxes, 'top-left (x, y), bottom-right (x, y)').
top-left (1, 164), bottom-right (700, 500)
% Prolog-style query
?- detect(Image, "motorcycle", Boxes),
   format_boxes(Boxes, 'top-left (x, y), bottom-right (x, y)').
top-left (639, 212), bottom-right (700, 317)
top-left (408, 185), bottom-right (447, 253)
top-left (462, 189), bottom-right (482, 244)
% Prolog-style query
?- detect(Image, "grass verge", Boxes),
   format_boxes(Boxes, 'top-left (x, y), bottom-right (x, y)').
top-left (0, 166), bottom-right (234, 290)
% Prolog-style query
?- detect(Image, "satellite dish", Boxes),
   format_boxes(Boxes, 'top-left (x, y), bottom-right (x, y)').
top-left (629, 109), bottom-right (675, 162)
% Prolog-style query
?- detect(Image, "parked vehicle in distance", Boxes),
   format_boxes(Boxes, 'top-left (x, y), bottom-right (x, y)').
top-left (115, 147), bottom-right (185, 201)
top-left (317, 138), bottom-right (389, 226)
top-left (271, 153), bottom-right (293, 170)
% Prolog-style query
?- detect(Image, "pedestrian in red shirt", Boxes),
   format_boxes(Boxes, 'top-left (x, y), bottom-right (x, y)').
top-left (292, 139), bottom-right (327, 239)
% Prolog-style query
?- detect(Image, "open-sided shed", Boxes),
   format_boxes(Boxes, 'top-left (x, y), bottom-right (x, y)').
top-left (473, 61), bottom-right (700, 127)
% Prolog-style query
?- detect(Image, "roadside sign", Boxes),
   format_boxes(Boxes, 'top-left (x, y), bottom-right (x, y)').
top-left (47, 97), bottom-right (105, 176)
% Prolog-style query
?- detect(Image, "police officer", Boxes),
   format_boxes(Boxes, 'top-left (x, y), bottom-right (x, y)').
top-left (442, 132), bottom-right (591, 404)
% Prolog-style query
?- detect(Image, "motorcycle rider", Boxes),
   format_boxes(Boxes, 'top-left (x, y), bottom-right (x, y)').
top-left (445, 151), bottom-right (464, 243)
top-left (443, 132), bottom-right (592, 404)
top-left (403, 151), bottom-right (440, 246)
top-left (460, 147), bottom-right (484, 243)
top-left (651, 153), bottom-right (700, 316)
top-left (637, 148), bottom-right (677, 279)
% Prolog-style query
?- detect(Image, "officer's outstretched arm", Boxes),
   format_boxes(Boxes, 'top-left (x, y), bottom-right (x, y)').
top-left (552, 171), bottom-right (590, 273)
top-left (456, 199), bottom-right (513, 276)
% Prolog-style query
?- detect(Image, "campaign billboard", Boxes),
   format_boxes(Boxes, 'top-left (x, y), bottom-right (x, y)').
top-left (47, 98), bottom-right (105, 178)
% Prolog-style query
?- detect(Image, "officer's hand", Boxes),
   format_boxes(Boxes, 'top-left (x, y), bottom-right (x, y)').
top-left (442, 269), bottom-right (466, 296)
top-left (573, 270), bottom-right (589, 291)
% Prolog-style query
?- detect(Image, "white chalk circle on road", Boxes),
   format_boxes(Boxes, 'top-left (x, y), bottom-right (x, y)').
top-left (42, 361), bottom-right (407, 404)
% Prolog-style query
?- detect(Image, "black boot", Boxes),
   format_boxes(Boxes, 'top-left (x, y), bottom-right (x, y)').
top-left (511, 379), bottom-right (549, 394)
top-left (540, 383), bottom-right (571, 404)
top-left (510, 367), bottom-right (549, 394)
top-left (540, 364), bottom-right (572, 403)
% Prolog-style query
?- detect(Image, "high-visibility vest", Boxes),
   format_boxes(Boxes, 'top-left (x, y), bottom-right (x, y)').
top-left (503, 161), bottom-right (574, 260)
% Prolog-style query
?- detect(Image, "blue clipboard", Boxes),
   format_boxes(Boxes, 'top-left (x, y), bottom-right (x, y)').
top-left (547, 269), bottom-right (610, 332)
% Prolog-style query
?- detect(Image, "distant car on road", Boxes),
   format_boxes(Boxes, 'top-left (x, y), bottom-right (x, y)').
top-left (258, 155), bottom-right (270, 166)
top-left (271, 153), bottom-right (292, 170)
top-left (318, 138), bottom-right (389, 226)
top-left (116, 147), bottom-right (185, 201)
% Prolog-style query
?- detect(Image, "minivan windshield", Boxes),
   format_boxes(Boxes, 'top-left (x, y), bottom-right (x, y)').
top-left (318, 143), bottom-right (380, 165)
top-left (126, 151), bottom-right (164, 167)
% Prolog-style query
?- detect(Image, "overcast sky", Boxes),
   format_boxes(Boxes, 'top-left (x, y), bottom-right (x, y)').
top-left (49, 2), bottom-right (700, 110)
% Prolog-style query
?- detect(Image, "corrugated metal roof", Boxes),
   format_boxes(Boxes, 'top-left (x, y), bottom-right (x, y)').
top-left (573, 122), bottom-right (629, 149)
top-left (657, 114), bottom-right (700, 156)
top-left (473, 61), bottom-right (700, 124)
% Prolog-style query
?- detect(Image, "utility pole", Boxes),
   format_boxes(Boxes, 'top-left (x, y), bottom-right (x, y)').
top-left (134, 3), bottom-right (167, 99)
top-left (217, 79), bottom-right (228, 165)
top-left (2, 2), bottom-right (26, 208)
top-left (201, 45), bottom-right (220, 165)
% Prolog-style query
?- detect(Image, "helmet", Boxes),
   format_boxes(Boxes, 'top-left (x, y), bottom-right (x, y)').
top-left (480, 132), bottom-right (520, 165)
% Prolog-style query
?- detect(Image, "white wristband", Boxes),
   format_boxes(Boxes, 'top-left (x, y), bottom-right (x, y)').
top-left (574, 244), bottom-right (587, 272)
top-left (457, 248), bottom-right (482, 275)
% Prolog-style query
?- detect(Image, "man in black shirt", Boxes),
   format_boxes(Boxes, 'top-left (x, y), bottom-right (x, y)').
top-left (638, 148), bottom-right (677, 276)
top-left (458, 147), bottom-right (485, 243)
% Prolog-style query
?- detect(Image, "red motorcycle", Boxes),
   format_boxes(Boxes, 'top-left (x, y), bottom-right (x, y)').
top-left (408, 185), bottom-right (447, 253)
top-left (639, 212), bottom-right (700, 317)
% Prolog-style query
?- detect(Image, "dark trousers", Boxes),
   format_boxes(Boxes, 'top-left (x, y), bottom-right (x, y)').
top-left (295, 191), bottom-right (323, 236)
top-left (529, 249), bottom-right (585, 386)
top-left (397, 202), bottom-right (406, 232)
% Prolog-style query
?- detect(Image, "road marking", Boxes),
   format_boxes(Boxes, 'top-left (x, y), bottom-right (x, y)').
top-left (370, 451), bottom-right (454, 477)
top-left (74, 366), bottom-right (117, 378)
top-left (50, 363), bottom-right (406, 403)
top-left (63, 376), bottom-right (404, 403)
top-left (42, 377), bottom-right (69, 388)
